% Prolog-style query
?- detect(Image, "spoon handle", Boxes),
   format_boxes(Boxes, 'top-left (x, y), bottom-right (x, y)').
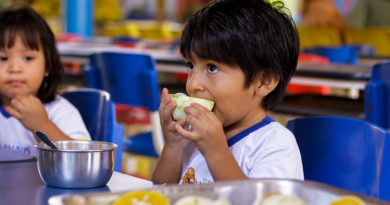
top-left (36, 131), bottom-right (58, 149)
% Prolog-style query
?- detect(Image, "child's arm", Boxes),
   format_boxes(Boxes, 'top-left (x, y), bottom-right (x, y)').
top-left (151, 88), bottom-right (189, 184)
top-left (175, 103), bottom-right (248, 181)
top-left (5, 95), bottom-right (72, 141)
top-left (152, 141), bottom-right (187, 183)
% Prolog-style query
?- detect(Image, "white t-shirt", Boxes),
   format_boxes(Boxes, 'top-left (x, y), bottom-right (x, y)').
top-left (0, 95), bottom-right (91, 158)
top-left (180, 116), bottom-right (304, 184)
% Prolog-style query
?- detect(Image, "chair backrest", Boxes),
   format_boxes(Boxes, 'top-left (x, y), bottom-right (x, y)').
top-left (365, 61), bottom-right (390, 131)
top-left (86, 51), bottom-right (160, 112)
top-left (286, 116), bottom-right (390, 200)
top-left (303, 45), bottom-right (360, 64)
top-left (61, 88), bottom-right (124, 172)
top-left (85, 51), bottom-right (164, 155)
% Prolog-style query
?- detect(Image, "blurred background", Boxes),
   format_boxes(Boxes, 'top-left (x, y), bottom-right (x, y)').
top-left (2, 0), bottom-right (389, 180)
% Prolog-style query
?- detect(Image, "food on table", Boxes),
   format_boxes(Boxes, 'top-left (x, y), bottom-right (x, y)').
top-left (329, 195), bottom-right (365, 205)
top-left (169, 93), bottom-right (215, 121)
top-left (174, 195), bottom-right (231, 205)
top-left (113, 190), bottom-right (169, 205)
top-left (253, 193), bottom-right (306, 205)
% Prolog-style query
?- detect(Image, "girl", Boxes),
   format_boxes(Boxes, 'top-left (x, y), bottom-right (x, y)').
top-left (0, 6), bottom-right (91, 158)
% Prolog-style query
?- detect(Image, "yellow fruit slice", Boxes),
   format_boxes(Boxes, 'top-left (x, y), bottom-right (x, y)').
top-left (329, 195), bottom-right (365, 205)
top-left (257, 193), bottom-right (306, 205)
top-left (113, 190), bottom-right (170, 205)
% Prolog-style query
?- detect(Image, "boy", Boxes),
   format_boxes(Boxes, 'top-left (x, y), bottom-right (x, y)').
top-left (152, 0), bottom-right (303, 184)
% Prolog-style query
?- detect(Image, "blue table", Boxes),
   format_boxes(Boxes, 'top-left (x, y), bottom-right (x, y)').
top-left (0, 159), bottom-right (152, 205)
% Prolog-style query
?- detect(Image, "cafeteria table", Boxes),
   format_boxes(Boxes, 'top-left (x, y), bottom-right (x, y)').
top-left (0, 159), bottom-right (153, 205)
top-left (57, 42), bottom-right (372, 91)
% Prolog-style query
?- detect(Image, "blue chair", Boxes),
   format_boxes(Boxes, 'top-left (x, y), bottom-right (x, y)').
top-left (85, 51), bottom-right (164, 157)
top-left (61, 88), bottom-right (124, 172)
top-left (303, 45), bottom-right (363, 64)
top-left (365, 60), bottom-right (390, 131)
top-left (286, 116), bottom-right (390, 201)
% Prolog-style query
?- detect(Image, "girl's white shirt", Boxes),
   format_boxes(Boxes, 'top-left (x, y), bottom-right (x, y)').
top-left (0, 95), bottom-right (91, 157)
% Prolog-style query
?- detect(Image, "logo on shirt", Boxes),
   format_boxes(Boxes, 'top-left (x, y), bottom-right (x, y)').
top-left (181, 167), bottom-right (197, 184)
top-left (0, 143), bottom-right (31, 155)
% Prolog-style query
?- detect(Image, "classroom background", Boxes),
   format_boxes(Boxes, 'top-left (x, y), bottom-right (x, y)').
top-left (1, 0), bottom-right (389, 181)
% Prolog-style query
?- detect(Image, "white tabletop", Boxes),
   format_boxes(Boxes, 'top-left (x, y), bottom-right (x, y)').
top-left (107, 171), bottom-right (153, 192)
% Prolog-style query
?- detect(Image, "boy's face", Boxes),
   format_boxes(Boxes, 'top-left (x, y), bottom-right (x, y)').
top-left (185, 54), bottom-right (266, 137)
top-left (0, 35), bottom-right (46, 105)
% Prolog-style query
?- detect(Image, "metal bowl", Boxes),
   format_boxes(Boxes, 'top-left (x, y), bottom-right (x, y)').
top-left (34, 140), bottom-right (118, 188)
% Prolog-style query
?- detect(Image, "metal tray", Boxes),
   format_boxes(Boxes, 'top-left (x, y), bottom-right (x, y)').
top-left (49, 179), bottom-right (390, 205)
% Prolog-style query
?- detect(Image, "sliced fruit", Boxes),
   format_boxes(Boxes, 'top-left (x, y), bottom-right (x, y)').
top-left (329, 195), bottom-right (365, 205)
top-left (170, 93), bottom-right (215, 121)
top-left (254, 193), bottom-right (306, 205)
top-left (113, 190), bottom-right (169, 205)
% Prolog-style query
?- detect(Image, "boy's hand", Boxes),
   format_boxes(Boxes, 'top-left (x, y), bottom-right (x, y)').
top-left (175, 102), bottom-right (227, 157)
top-left (159, 88), bottom-right (188, 149)
top-left (5, 95), bottom-right (50, 132)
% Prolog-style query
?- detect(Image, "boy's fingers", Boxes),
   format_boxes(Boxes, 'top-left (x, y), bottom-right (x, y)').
top-left (161, 101), bottom-right (176, 122)
top-left (159, 90), bottom-right (177, 123)
top-left (184, 104), bottom-right (210, 125)
top-left (175, 124), bottom-right (194, 140)
top-left (177, 118), bottom-right (187, 126)
top-left (160, 88), bottom-right (170, 104)
top-left (189, 103), bottom-right (210, 113)
top-left (162, 87), bottom-right (169, 96)
top-left (186, 115), bottom-right (205, 131)
top-left (159, 88), bottom-right (170, 108)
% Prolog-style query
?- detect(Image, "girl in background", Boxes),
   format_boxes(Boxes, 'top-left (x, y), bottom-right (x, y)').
top-left (0, 6), bottom-right (91, 158)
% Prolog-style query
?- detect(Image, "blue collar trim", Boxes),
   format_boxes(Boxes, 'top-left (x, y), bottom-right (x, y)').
top-left (0, 101), bottom-right (11, 118)
top-left (227, 116), bottom-right (275, 147)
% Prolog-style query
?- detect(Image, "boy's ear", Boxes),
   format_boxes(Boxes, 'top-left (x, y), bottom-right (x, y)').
top-left (255, 76), bottom-right (279, 97)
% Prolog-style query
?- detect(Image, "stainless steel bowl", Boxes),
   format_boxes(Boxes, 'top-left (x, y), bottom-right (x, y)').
top-left (34, 140), bottom-right (118, 188)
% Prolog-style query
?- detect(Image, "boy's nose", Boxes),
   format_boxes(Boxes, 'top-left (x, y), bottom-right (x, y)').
top-left (186, 70), bottom-right (205, 95)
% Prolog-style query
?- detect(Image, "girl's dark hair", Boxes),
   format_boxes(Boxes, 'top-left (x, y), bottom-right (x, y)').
top-left (180, 0), bottom-right (300, 110)
top-left (0, 5), bottom-right (63, 103)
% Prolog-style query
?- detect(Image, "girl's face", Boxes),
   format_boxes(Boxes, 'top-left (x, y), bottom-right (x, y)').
top-left (0, 35), bottom-right (46, 105)
top-left (185, 54), bottom-right (266, 138)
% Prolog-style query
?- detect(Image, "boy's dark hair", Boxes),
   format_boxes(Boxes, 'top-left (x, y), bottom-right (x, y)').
top-left (0, 5), bottom-right (63, 103)
top-left (180, 0), bottom-right (300, 110)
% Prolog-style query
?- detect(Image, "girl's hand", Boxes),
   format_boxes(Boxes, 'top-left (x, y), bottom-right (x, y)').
top-left (5, 95), bottom-right (50, 132)
top-left (159, 88), bottom-right (188, 149)
top-left (175, 102), bottom-right (227, 157)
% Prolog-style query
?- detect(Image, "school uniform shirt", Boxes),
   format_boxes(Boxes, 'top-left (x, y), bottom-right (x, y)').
top-left (0, 95), bottom-right (91, 158)
top-left (179, 116), bottom-right (304, 184)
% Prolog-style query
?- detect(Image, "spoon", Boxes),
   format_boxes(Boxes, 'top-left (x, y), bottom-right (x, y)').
top-left (36, 131), bottom-right (58, 149)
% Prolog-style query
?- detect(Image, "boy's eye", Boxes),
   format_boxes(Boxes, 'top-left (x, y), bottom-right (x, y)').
top-left (208, 64), bottom-right (220, 73)
top-left (186, 62), bottom-right (194, 71)
top-left (0, 57), bottom-right (8, 61)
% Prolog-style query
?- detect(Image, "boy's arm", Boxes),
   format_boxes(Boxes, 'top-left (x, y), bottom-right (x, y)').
top-left (204, 142), bottom-right (248, 181)
top-left (151, 143), bottom-right (185, 184)
top-left (152, 88), bottom-right (189, 184)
